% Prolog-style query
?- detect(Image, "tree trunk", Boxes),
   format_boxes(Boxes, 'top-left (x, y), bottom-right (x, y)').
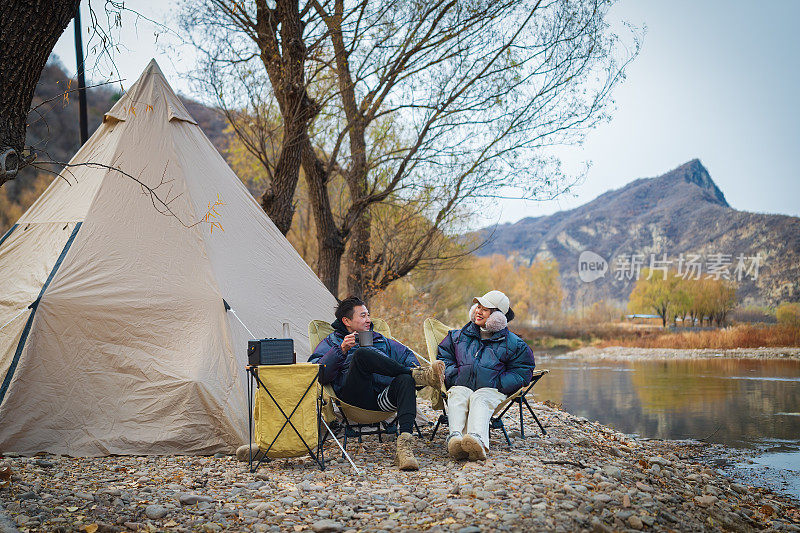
top-left (324, 3), bottom-right (371, 298)
top-left (260, 117), bottom-right (304, 234)
top-left (301, 136), bottom-right (344, 295)
top-left (0, 0), bottom-right (81, 186)
top-left (346, 211), bottom-right (371, 298)
top-left (254, 0), bottom-right (317, 235)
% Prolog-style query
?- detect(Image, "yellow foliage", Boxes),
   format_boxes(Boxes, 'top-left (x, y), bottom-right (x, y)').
top-left (0, 173), bottom-right (53, 233)
top-left (776, 302), bottom-right (800, 325)
top-left (372, 253), bottom-right (564, 338)
top-left (628, 269), bottom-right (737, 327)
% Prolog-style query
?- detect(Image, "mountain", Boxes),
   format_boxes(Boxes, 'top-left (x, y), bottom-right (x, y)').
top-left (477, 160), bottom-right (800, 308)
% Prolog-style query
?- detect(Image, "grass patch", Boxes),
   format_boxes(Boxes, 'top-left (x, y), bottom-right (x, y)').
top-left (596, 323), bottom-right (800, 350)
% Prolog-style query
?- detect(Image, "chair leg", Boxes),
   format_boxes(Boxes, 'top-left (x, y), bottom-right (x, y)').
top-left (519, 398), bottom-right (525, 439)
top-left (501, 420), bottom-right (512, 446)
top-left (414, 420), bottom-right (423, 439)
top-left (493, 417), bottom-right (511, 446)
top-left (523, 397), bottom-right (547, 436)
top-left (430, 414), bottom-right (446, 441)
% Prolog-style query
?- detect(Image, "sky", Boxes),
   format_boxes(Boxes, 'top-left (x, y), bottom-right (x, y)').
top-left (52, 1), bottom-right (800, 226)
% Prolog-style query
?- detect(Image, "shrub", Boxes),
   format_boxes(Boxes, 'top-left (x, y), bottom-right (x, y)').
top-left (776, 302), bottom-right (800, 326)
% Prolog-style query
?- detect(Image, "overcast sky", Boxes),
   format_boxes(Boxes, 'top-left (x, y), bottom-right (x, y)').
top-left (52, 1), bottom-right (800, 226)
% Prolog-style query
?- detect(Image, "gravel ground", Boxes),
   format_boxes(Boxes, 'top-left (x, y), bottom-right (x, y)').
top-left (2, 402), bottom-right (799, 533)
top-left (568, 346), bottom-right (800, 360)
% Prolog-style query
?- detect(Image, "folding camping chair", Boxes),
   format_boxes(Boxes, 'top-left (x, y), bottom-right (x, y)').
top-left (308, 319), bottom-right (423, 455)
top-left (247, 363), bottom-right (326, 472)
top-left (423, 317), bottom-right (550, 446)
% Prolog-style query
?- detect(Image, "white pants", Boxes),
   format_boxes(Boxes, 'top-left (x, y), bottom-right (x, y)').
top-left (447, 386), bottom-right (507, 451)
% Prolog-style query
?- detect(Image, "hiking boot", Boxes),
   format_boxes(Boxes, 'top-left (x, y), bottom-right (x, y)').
top-left (396, 432), bottom-right (419, 470)
top-left (447, 432), bottom-right (468, 460)
top-left (412, 361), bottom-right (445, 389)
top-left (460, 433), bottom-right (487, 461)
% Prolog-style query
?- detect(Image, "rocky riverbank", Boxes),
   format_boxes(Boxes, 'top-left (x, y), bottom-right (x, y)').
top-left (569, 346), bottom-right (800, 360)
top-left (2, 402), bottom-right (799, 533)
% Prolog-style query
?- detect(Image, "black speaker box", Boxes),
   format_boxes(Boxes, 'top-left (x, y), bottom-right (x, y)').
top-left (248, 338), bottom-right (295, 366)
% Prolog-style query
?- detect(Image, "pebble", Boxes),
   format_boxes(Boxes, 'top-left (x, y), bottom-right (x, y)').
top-left (731, 483), bottom-right (748, 494)
top-left (627, 515), bottom-right (643, 529)
top-left (0, 401), bottom-right (794, 533)
top-left (180, 494), bottom-right (214, 505)
top-left (145, 504), bottom-right (168, 519)
top-left (694, 495), bottom-right (718, 507)
top-left (311, 519), bottom-right (343, 532)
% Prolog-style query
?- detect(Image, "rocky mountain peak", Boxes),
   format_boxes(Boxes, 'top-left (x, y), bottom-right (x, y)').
top-left (662, 159), bottom-right (729, 207)
top-left (476, 160), bottom-right (800, 307)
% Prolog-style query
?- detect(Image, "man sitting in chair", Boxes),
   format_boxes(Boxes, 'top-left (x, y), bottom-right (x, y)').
top-left (310, 296), bottom-right (444, 470)
top-left (438, 290), bottom-right (535, 461)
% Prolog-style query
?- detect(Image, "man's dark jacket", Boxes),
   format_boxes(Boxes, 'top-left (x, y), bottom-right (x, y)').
top-left (437, 321), bottom-right (535, 395)
top-left (309, 319), bottom-right (419, 397)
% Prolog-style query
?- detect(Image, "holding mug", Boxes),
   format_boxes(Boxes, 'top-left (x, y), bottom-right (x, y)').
top-left (357, 331), bottom-right (373, 347)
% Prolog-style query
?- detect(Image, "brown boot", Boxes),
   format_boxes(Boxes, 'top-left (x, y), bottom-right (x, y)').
top-left (412, 361), bottom-right (444, 389)
top-left (396, 432), bottom-right (419, 471)
top-left (460, 433), bottom-right (487, 461)
top-left (447, 433), bottom-right (468, 460)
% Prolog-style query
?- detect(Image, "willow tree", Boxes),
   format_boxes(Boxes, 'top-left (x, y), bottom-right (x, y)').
top-left (183, 0), bottom-right (637, 298)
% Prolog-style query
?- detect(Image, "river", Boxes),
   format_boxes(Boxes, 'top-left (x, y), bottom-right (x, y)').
top-left (533, 355), bottom-right (800, 499)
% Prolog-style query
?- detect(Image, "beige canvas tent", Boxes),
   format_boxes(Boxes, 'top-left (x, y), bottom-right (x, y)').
top-left (0, 60), bottom-right (337, 456)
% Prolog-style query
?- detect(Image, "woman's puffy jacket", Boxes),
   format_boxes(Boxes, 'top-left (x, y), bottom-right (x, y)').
top-left (437, 321), bottom-right (535, 395)
top-left (309, 318), bottom-right (419, 397)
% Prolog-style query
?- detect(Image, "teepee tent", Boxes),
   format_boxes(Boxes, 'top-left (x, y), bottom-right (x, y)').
top-left (0, 60), bottom-right (337, 456)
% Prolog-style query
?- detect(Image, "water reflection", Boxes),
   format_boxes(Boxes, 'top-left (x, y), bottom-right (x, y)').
top-left (534, 357), bottom-right (800, 447)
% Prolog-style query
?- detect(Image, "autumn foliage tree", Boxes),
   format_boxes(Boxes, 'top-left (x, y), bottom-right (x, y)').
top-left (183, 0), bottom-right (638, 298)
top-left (374, 253), bottom-right (564, 328)
top-left (628, 269), bottom-right (737, 328)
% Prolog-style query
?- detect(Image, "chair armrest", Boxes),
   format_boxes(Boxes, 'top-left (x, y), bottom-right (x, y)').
top-left (492, 369), bottom-right (549, 416)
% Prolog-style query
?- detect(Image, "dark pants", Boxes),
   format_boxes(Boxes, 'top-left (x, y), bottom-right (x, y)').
top-left (337, 348), bottom-right (416, 434)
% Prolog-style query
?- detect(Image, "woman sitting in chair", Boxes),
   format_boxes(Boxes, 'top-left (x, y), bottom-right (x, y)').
top-left (438, 290), bottom-right (535, 460)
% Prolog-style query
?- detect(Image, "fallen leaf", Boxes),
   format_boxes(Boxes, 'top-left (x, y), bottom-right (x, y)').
top-left (761, 504), bottom-right (775, 517)
top-left (66, 507), bottom-right (79, 512)
top-left (163, 520), bottom-right (178, 527)
top-left (83, 524), bottom-right (99, 533)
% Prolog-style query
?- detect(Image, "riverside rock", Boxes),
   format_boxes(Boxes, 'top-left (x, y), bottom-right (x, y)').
top-left (145, 504), bottom-right (168, 519)
top-left (0, 401), bottom-right (796, 532)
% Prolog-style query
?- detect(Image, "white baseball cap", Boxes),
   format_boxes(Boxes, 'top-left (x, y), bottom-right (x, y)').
top-left (473, 290), bottom-right (511, 314)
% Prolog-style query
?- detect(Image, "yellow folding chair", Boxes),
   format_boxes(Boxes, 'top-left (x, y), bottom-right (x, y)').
top-left (308, 319), bottom-right (422, 454)
top-left (248, 363), bottom-right (324, 471)
top-left (423, 317), bottom-right (550, 445)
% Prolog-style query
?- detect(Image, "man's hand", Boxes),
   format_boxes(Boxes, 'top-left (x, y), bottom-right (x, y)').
top-left (341, 332), bottom-right (357, 353)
